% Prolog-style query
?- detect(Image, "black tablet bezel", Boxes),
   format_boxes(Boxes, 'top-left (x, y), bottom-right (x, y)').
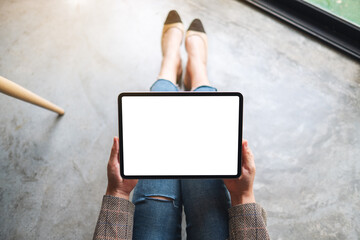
top-left (118, 92), bottom-right (243, 179)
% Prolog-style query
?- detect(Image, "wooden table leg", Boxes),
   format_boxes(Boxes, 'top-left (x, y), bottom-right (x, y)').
top-left (0, 76), bottom-right (65, 115)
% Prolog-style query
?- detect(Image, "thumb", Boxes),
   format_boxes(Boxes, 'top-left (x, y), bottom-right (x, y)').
top-left (109, 137), bottom-right (119, 163)
top-left (242, 140), bottom-right (255, 170)
top-left (242, 140), bottom-right (250, 164)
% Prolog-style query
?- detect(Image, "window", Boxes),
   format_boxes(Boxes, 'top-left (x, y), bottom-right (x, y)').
top-left (246, 0), bottom-right (360, 60)
top-left (305, 0), bottom-right (360, 27)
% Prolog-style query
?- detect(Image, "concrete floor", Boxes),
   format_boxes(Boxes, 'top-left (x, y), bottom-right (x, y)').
top-left (0, 0), bottom-right (359, 239)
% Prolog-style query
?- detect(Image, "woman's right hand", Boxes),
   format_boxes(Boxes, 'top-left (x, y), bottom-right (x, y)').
top-left (106, 137), bottom-right (138, 200)
top-left (223, 139), bottom-right (256, 206)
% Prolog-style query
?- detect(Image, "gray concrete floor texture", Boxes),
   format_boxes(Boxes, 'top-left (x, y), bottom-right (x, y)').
top-left (1, 0), bottom-right (360, 239)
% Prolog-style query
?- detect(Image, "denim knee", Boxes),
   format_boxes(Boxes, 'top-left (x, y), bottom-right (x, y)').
top-left (132, 179), bottom-right (181, 208)
top-left (150, 79), bottom-right (179, 92)
top-left (193, 85), bottom-right (217, 92)
top-left (132, 180), bottom-right (183, 240)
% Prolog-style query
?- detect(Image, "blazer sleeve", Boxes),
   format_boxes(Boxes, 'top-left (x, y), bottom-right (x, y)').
top-left (228, 203), bottom-right (270, 240)
top-left (93, 195), bottom-right (135, 240)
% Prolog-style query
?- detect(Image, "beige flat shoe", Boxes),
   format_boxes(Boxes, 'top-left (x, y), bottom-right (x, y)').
top-left (184, 19), bottom-right (208, 91)
top-left (161, 10), bottom-right (185, 87)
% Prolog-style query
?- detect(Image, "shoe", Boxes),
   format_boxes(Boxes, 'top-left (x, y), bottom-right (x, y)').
top-left (184, 19), bottom-right (208, 91)
top-left (162, 10), bottom-right (184, 87)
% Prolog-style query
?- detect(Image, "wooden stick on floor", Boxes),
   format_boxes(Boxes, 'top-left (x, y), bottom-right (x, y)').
top-left (0, 75), bottom-right (65, 115)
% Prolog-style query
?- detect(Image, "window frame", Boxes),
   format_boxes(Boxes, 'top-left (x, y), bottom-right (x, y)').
top-left (245, 0), bottom-right (360, 61)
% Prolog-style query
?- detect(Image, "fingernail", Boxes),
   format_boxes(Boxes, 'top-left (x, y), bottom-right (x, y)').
top-left (244, 141), bottom-right (248, 148)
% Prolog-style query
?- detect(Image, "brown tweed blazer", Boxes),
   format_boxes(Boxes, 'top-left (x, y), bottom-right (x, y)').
top-left (93, 195), bottom-right (269, 240)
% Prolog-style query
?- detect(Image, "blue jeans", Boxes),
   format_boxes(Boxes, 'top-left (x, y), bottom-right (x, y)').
top-left (150, 79), bottom-right (217, 92)
top-left (132, 79), bottom-right (230, 240)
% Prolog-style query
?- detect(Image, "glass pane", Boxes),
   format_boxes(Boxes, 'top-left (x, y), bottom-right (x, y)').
top-left (304, 0), bottom-right (360, 27)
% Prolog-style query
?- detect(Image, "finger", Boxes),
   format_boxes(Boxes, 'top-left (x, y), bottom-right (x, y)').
top-left (241, 139), bottom-right (248, 164)
top-left (114, 137), bottom-right (120, 162)
top-left (242, 140), bottom-right (254, 165)
top-left (113, 137), bottom-right (124, 181)
top-left (109, 137), bottom-right (119, 164)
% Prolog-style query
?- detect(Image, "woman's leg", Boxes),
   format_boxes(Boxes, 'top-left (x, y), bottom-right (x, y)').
top-left (184, 19), bottom-right (212, 91)
top-left (182, 19), bottom-right (230, 240)
top-left (132, 180), bottom-right (182, 240)
top-left (157, 26), bottom-right (182, 86)
top-left (181, 180), bottom-right (231, 240)
top-left (150, 20), bottom-right (182, 92)
top-left (132, 11), bottom-right (184, 240)
top-left (152, 10), bottom-right (183, 92)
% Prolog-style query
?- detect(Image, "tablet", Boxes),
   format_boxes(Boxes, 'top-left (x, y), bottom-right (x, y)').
top-left (118, 92), bottom-right (243, 179)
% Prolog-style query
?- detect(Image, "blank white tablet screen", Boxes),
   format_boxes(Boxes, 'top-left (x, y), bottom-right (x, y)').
top-left (121, 95), bottom-right (240, 176)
